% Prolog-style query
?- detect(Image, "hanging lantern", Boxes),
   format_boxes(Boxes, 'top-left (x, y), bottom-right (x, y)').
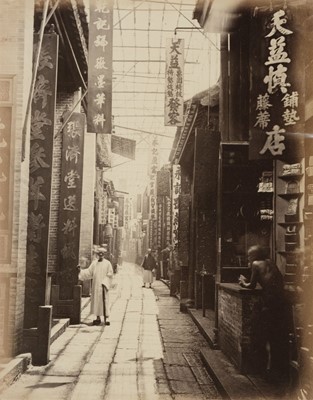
top-left (104, 223), bottom-right (113, 237)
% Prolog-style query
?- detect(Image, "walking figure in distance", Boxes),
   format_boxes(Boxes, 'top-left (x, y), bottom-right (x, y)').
top-left (141, 248), bottom-right (156, 288)
top-left (78, 247), bottom-right (113, 326)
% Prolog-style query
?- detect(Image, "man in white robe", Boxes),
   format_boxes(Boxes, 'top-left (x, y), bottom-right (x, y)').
top-left (78, 248), bottom-right (113, 325)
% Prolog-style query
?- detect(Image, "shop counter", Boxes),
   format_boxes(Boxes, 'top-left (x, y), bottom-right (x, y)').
top-left (217, 283), bottom-right (263, 373)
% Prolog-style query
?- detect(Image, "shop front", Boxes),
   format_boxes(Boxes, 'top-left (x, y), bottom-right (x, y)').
top-left (194, 0), bottom-right (313, 386)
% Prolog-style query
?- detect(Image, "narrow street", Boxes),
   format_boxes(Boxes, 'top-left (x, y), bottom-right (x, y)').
top-left (1, 263), bottom-right (221, 400)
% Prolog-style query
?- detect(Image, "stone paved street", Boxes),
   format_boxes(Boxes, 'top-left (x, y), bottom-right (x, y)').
top-left (1, 263), bottom-right (221, 400)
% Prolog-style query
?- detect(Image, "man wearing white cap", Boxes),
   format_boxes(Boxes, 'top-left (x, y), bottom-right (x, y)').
top-left (78, 247), bottom-right (113, 325)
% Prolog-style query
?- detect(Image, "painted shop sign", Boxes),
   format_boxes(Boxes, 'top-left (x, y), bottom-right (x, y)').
top-left (250, 7), bottom-right (304, 159)
top-left (172, 164), bottom-right (181, 250)
top-left (149, 136), bottom-right (159, 249)
top-left (0, 77), bottom-right (13, 264)
top-left (157, 201), bottom-right (163, 248)
top-left (98, 190), bottom-right (107, 225)
top-left (164, 196), bottom-right (172, 246)
top-left (25, 34), bottom-right (58, 327)
top-left (165, 37), bottom-right (184, 126)
top-left (58, 112), bottom-right (85, 298)
top-left (124, 196), bottom-right (129, 229)
top-left (156, 169), bottom-right (171, 197)
top-left (87, 0), bottom-right (113, 133)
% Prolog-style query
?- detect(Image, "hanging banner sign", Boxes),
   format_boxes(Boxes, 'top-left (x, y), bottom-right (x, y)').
top-left (156, 201), bottom-right (163, 248)
top-left (87, 0), bottom-right (113, 133)
top-left (24, 33), bottom-right (58, 327)
top-left (249, 7), bottom-right (304, 160)
top-left (164, 196), bottom-right (172, 247)
top-left (165, 37), bottom-right (184, 126)
top-left (108, 207), bottom-right (115, 225)
top-left (99, 191), bottom-right (107, 225)
top-left (111, 135), bottom-right (136, 160)
top-left (58, 112), bottom-right (85, 298)
top-left (157, 169), bottom-right (171, 196)
top-left (172, 164), bottom-right (181, 250)
top-left (117, 196), bottom-right (124, 226)
top-left (149, 136), bottom-right (159, 249)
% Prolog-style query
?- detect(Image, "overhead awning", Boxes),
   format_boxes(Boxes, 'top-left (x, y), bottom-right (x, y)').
top-left (169, 82), bottom-right (220, 163)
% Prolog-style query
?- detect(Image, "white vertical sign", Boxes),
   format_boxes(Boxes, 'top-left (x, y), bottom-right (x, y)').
top-left (172, 164), bottom-right (181, 249)
top-left (165, 38), bottom-right (184, 126)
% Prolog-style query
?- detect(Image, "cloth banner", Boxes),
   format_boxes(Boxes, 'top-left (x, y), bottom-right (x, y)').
top-left (58, 112), bottom-right (85, 298)
top-left (25, 33), bottom-right (58, 327)
top-left (165, 37), bottom-right (184, 126)
top-left (87, 0), bottom-right (113, 133)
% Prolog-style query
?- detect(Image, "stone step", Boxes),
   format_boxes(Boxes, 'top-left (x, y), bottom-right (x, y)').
top-left (200, 347), bottom-right (265, 400)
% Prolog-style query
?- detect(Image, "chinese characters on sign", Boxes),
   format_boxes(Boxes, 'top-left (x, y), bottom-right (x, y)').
top-left (171, 164), bottom-right (181, 250)
top-left (157, 201), bottom-right (163, 248)
top-left (165, 38), bottom-right (184, 126)
top-left (58, 112), bottom-right (85, 297)
top-left (24, 34), bottom-right (58, 327)
top-left (164, 196), bottom-right (172, 246)
top-left (87, 0), bottom-right (113, 133)
top-left (98, 177), bottom-right (107, 225)
top-left (149, 136), bottom-right (159, 249)
top-left (251, 8), bottom-right (303, 158)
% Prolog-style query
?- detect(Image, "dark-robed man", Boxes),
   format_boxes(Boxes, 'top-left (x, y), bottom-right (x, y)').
top-left (141, 248), bottom-right (156, 288)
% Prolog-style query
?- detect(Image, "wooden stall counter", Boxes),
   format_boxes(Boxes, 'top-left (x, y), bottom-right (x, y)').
top-left (217, 283), bottom-right (263, 374)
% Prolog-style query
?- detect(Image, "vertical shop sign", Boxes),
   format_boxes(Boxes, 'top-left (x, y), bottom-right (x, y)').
top-left (157, 169), bottom-right (171, 196)
top-left (0, 77), bottom-right (13, 264)
top-left (124, 196), bottom-right (129, 229)
top-left (98, 191), bottom-right (107, 225)
top-left (149, 136), bottom-right (159, 249)
top-left (165, 38), bottom-right (184, 126)
top-left (250, 7), bottom-right (304, 159)
top-left (156, 200), bottom-right (163, 248)
top-left (58, 112), bottom-right (85, 298)
top-left (164, 196), bottom-right (172, 246)
top-left (108, 207), bottom-right (115, 225)
top-left (117, 196), bottom-right (124, 227)
top-left (24, 34), bottom-right (58, 327)
top-left (87, 0), bottom-right (113, 133)
top-left (172, 164), bottom-right (181, 250)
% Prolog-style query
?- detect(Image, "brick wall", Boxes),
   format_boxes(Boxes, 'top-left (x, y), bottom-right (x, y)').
top-left (218, 284), bottom-right (263, 373)
top-left (0, 0), bottom-right (34, 356)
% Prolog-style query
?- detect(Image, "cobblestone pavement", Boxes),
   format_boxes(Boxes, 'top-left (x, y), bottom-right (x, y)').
top-left (1, 262), bottom-right (221, 400)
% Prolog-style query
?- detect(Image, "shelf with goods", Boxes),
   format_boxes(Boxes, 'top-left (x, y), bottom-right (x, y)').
top-left (275, 160), bottom-right (305, 289)
top-left (219, 143), bottom-right (273, 282)
top-left (278, 173), bottom-right (303, 181)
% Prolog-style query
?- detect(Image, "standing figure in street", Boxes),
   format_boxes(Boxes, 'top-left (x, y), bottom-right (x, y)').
top-left (78, 247), bottom-right (113, 326)
top-left (161, 242), bottom-right (172, 279)
top-left (141, 248), bottom-right (156, 288)
top-left (239, 245), bottom-right (289, 379)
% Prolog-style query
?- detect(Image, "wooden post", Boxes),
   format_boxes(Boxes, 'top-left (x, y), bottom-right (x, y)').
top-left (51, 284), bottom-right (59, 307)
top-left (32, 306), bottom-right (52, 366)
top-left (71, 285), bottom-right (82, 325)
